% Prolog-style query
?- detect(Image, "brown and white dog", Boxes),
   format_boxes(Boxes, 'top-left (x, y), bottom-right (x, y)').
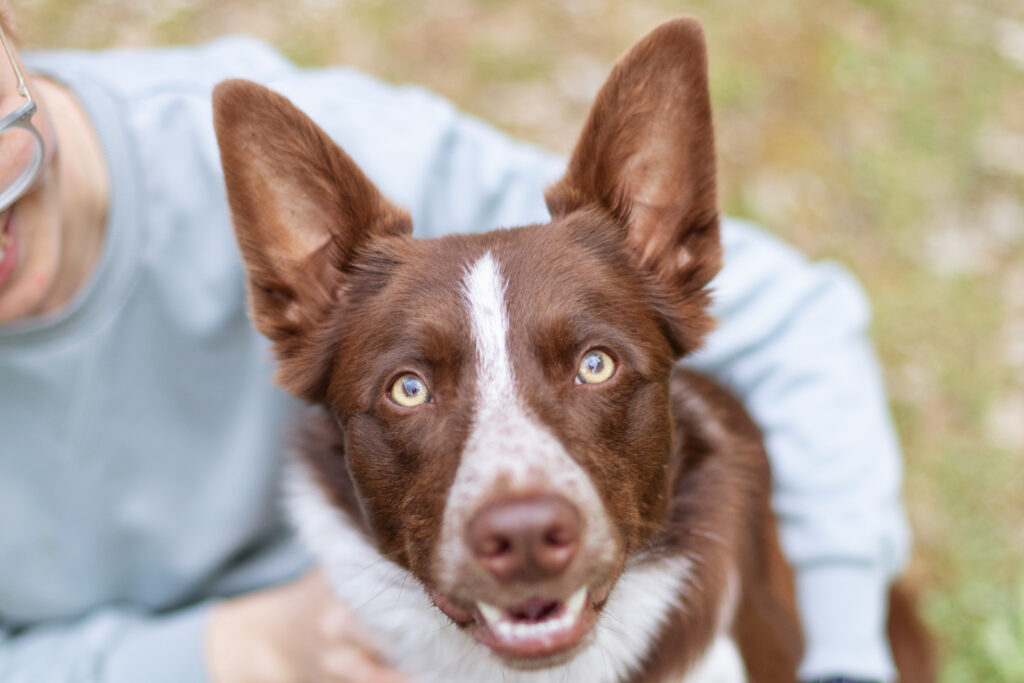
top-left (213, 18), bottom-right (931, 683)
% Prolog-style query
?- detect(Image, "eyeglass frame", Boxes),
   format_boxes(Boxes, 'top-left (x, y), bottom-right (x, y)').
top-left (0, 21), bottom-right (44, 213)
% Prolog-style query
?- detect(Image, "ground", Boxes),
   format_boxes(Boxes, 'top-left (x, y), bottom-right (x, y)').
top-left (15, 0), bottom-right (1024, 679)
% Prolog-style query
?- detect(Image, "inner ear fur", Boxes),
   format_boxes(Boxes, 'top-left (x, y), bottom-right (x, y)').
top-left (545, 18), bottom-right (721, 354)
top-left (213, 79), bottom-right (411, 400)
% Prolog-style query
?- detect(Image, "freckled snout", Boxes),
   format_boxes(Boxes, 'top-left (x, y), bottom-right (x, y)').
top-left (466, 494), bottom-right (581, 582)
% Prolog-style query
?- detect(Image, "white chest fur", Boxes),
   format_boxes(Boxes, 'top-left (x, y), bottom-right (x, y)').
top-left (681, 636), bottom-right (747, 683)
top-left (286, 464), bottom-right (747, 683)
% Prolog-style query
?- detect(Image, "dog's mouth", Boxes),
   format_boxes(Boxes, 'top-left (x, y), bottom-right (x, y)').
top-left (432, 586), bottom-right (598, 664)
top-left (475, 586), bottom-right (595, 661)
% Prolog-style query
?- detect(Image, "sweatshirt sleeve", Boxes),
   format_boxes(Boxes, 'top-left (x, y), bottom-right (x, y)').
top-left (0, 602), bottom-right (211, 683)
top-left (688, 218), bottom-right (911, 682)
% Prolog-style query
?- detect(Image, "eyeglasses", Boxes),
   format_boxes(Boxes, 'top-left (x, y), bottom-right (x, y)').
top-left (0, 21), bottom-right (44, 213)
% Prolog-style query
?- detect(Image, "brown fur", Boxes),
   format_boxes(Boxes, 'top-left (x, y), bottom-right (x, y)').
top-left (213, 16), bottom-right (932, 683)
top-left (545, 19), bottom-right (721, 357)
top-left (888, 585), bottom-right (937, 683)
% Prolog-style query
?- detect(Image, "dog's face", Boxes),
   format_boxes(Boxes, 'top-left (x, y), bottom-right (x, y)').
top-left (215, 18), bottom-right (719, 667)
top-left (319, 219), bottom-right (686, 663)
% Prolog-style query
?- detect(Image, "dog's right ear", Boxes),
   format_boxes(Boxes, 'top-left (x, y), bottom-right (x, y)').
top-left (213, 79), bottom-right (411, 401)
top-left (545, 18), bottom-right (720, 355)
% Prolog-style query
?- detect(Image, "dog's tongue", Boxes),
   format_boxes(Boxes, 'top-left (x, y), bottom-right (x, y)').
top-left (508, 597), bottom-right (560, 621)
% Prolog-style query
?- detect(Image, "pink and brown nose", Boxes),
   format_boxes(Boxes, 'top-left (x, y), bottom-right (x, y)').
top-left (466, 494), bottom-right (581, 581)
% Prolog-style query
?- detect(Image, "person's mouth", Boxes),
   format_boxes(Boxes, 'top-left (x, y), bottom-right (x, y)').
top-left (0, 209), bottom-right (19, 290)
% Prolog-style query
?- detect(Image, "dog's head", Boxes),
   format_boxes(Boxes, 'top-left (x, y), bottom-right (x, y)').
top-left (214, 18), bottom-right (719, 667)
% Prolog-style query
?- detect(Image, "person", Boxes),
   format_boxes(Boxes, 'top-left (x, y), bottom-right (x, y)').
top-left (0, 3), bottom-right (908, 682)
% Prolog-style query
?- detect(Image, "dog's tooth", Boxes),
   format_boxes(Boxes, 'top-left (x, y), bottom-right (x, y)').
top-left (555, 613), bottom-right (571, 632)
top-left (566, 587), bottom-right (587, 617)
top-left (477, 601), bottom-right (504, 627)
top-left (496, 620), bottom-right (514, 639)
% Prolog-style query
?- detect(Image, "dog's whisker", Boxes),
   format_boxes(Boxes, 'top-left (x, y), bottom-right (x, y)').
top-left (593, 639), bottom-right (616, 682)
top-left (345, 574), bottom-right (413, 612)
top-left (437, 631), bottom-right (483, 679)
top-left (392, 573), bottom-right (410, 610)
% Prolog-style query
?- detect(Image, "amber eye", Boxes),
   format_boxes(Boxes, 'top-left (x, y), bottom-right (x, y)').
top-left (389, 373), bottom-right (431, 407)
top-left (576, 349), bottom-right (616, 385)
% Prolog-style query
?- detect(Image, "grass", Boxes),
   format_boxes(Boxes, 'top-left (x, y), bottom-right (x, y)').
top-left (15, 0), bottom-right (1024, 678)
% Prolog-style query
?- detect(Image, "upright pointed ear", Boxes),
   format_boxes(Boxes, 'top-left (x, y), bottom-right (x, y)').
top-left (545, 18), bottom-right (721, 353)
top-left (213, 79), bottom-right (411, 400)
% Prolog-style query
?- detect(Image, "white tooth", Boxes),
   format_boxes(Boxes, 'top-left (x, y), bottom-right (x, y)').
top-left (477, 602), bottom-right (504, 626)
top-left (496, 621), bottom-right (513, 638)
top-left (565, 587), bottom-right (587, 617)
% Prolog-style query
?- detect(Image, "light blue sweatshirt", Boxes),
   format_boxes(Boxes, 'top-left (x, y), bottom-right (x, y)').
top-left (0, 37), bottom-right (908, 682)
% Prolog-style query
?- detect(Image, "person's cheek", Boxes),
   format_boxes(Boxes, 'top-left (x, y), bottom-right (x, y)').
top-left (32, 88), bottom-right (59, 168)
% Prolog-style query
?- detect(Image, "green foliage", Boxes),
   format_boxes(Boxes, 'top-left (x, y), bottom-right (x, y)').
top-left (982, 573), bottom-right (1024, 681)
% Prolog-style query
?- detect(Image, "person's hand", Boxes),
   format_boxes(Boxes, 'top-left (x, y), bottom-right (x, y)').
top-left (206, 569), bottom-right (408, 683)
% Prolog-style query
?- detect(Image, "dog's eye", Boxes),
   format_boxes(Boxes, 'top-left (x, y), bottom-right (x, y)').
top-left (576, 349), bottom-right (616, 385)
top-left (389, 373), bottom-right (432, 407)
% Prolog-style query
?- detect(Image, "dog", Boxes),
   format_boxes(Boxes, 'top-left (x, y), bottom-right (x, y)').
top-left (213, 17), bottom-right (932, 682)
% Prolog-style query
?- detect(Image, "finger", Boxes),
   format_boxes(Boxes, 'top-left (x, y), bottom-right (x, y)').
top-left (319, 646), bottom-right (407, 682)
top-left (318, 605), bottom-right (389, 658)
top-left (319, 606), bottom-right (383, 654)
top-left (299, 566), bottom-right (335, 595)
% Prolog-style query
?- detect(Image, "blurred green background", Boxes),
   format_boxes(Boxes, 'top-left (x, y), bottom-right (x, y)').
top-left (14, 0), bottom-right (1024, 679)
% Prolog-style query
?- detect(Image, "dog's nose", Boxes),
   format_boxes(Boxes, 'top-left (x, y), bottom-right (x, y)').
top-left (467, 494), bottom-right (581, 581)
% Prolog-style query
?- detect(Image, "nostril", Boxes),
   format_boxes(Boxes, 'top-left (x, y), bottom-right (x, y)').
top-left (535, 536), bottom-right (578, 576)
top-left (544, 524), bottom-right (577, 548)
top-left (477, 535), bottom-right (512, 558)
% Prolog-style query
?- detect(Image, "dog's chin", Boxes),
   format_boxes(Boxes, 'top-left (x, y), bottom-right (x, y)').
top-left (430, 584), bottom-right (606, 665)
top-left (493, 637), bottom-right (594, 671)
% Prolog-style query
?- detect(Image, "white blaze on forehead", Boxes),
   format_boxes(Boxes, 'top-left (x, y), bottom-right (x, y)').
top-left (434, 252), bottom-right (615, 589)
top-left (462, 252), bottom-right (515, 404)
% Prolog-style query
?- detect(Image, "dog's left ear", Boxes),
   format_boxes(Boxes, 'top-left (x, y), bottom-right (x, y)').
top-left (213, 79), bottom-right (411, 401)
top-left (545, 18), bottom-right (720, 353)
